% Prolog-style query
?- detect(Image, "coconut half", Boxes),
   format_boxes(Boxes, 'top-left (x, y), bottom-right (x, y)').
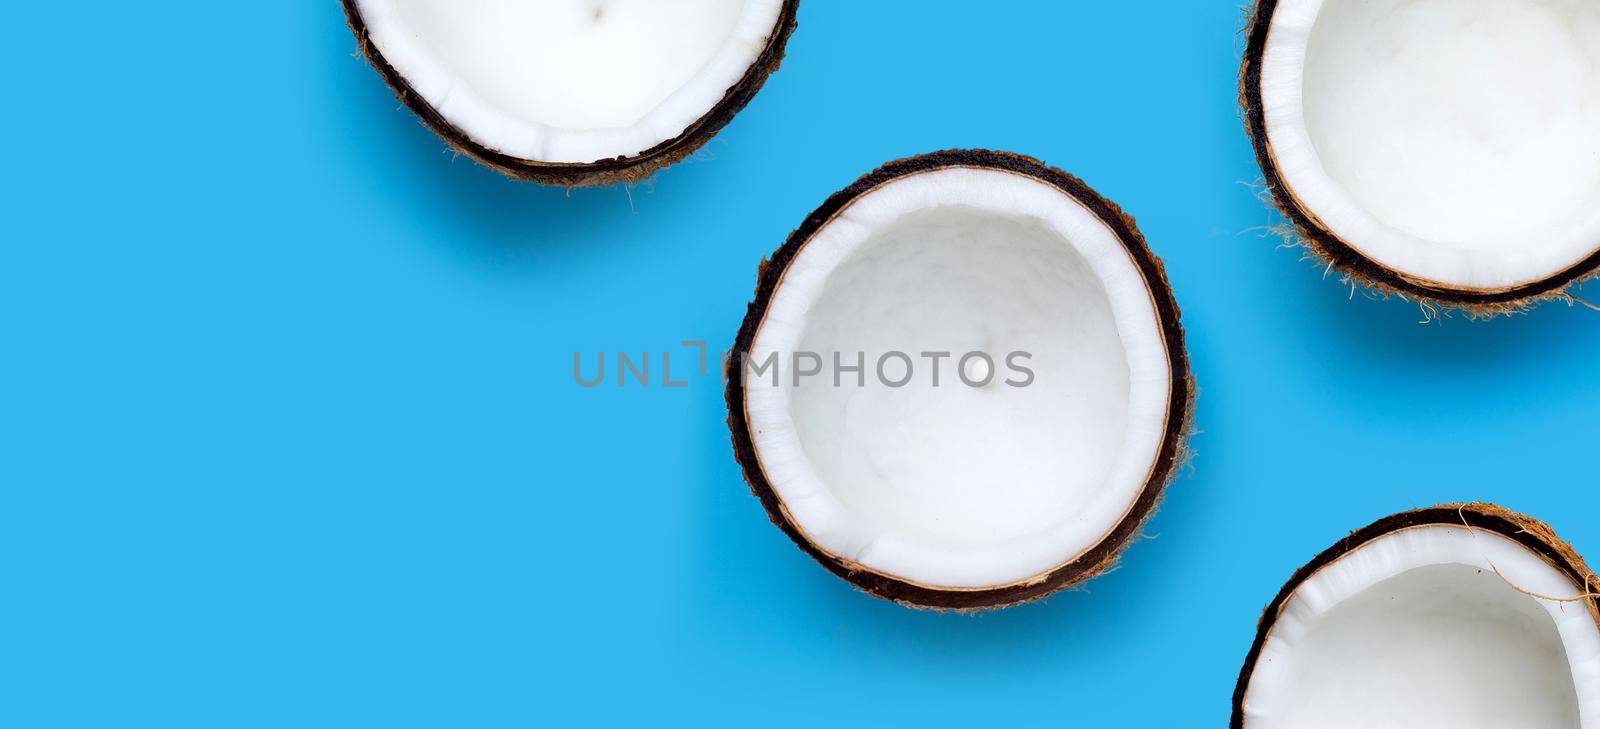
top-left (342, 0), bottom-right (798, 185)
top-left (1241, 0), bottom-right (1600, 313)
top-left (1233, 503), bottom-right (1600, 728)
top-left (725, 150), bottom-right (1193, 610)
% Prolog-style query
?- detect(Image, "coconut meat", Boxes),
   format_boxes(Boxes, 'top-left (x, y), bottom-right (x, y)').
top-left (1259, 0), bottom-right (1600, 289)
top-left (744, 168), bottom-right (1172, 590)
top-left (353, 0), bottom-right (786, 163)
top-left (1242, 525), bottom-right (1600, 728)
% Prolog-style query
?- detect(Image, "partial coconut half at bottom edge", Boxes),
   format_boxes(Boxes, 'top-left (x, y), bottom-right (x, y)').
top-left (725, 149), bottom-right (1194, 611)
top-left (1232, 503), bottom-right (1600, 728)
top-left (1240, 0), bottom-right (1600, 316)
top-left (342, 0), bottom-right (799, 186)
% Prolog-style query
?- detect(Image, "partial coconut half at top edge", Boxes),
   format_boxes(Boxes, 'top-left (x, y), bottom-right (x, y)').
top-left (1241, 0), bottom-right (1600, 315)
top-left (1233, 503), bottom-right (1600, 729)
top-left (724, 150), bottom-right (1194, 611)
top-left (342, 0), bottom-right (799, 186)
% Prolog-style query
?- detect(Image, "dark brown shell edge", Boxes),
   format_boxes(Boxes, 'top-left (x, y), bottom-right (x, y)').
top-left (723, 149), bottom-right (1196, 612)
top-left (1229, 502), bottom-right (1600, 727)
top-left (1239, 0), bottom-right (1600, 318)
top-left (340, 0), bottom-right (800, 187)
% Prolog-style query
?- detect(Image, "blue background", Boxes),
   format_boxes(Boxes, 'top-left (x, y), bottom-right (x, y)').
top-left (5, 2), bottom-right (1598, 726)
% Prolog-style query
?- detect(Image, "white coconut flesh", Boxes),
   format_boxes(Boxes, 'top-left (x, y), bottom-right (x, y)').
top-left (1242, 525), bottom-right (1600, 728)
top-left (353, 0), bottom-right (786, 164)
top-left (1259, 0), bottom-right (1600, 289)
top-left (744, 168), bottom-right (1173, 590)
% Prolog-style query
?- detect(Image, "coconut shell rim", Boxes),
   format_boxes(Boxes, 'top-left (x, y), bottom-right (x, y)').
top-left (1239, 0), bottom-right (1600, 313)
top-left (724, 148), bottom-right (1195, 612)
top-left (1229, 502), bottom-right (1600, 728)
top-left (339, 0), bottom-right (800, 187)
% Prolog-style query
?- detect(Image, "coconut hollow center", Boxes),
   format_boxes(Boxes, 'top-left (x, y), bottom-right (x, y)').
top-left (743, 167), bottom-right (1172, 590)
top-left (354, 0), bottom-right (785, 163)
top-left (789, 206), bottom-right (1130, 548)
top-left (1301, 0), bottom-right (1600, 254)
top-left (1268, 563), bottom-right (1579, 729)
top-left (1240, 524), bottom-right (1600, 729)
top-left (1259, 0), bottom-right (1600, 287)
top-left (377, 0), bottom-right (744, 130)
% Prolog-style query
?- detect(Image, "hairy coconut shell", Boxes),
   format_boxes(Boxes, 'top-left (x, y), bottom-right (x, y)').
top-left (724, 149), bottom-right (1195, 611)
top-left (1230, 502), bottom-right (1600, 727)
top-left (1240, 0), bottom-right (1600, 316)
top-left (341, 0), bottom-right (799, 187)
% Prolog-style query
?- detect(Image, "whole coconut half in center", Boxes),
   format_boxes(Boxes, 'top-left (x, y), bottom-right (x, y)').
top-left (726, 150), bottom-right (1193, 610)
top-left (1234, 503), bottom-right (1600, 728)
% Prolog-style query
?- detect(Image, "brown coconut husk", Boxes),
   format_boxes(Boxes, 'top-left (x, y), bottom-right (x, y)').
top-left (1239, 0), bottom-right (1600, 318)
top-left (341, 0), bottom-right (800, 187)
top-left (1230, 502), bottom-right (1600, 728)
top-left (724, 149), bottom-right (1197, 612)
